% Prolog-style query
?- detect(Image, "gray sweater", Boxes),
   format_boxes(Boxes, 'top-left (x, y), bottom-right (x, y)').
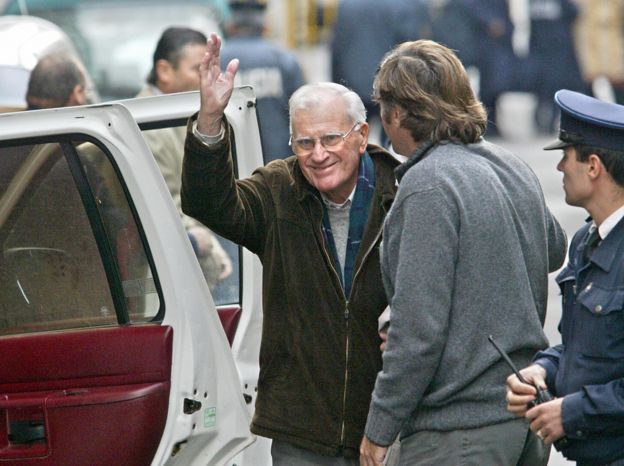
top-left (365, 139), bottom-right (567, 445)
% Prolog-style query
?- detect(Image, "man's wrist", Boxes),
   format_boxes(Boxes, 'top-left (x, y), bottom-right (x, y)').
top-left (193, 120), bottom-right (225, 146)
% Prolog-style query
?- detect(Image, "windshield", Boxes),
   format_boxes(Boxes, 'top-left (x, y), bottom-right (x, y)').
top-left (3, 1), bottom-right (225, 101)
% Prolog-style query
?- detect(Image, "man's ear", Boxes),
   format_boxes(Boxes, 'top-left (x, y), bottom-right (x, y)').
top-left (66, 84), bottom-right (86, 107)
top-left (358, 122), bottom-right (369, 153)
top-left (587, 153), bottom-right (603, 180)
top-left (155, 59), bottom-right (174, 88)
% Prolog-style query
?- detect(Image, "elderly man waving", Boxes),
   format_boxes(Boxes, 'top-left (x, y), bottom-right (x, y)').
top-left (181, 33), bottom-right (399, 466)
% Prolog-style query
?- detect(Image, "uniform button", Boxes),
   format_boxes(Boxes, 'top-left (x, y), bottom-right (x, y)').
top-left (586, 283), bottom-right (593, 290)
top-left (576, 430), bottom-right (583, 437)
top-left (595, 305), bottom-right (602, 313)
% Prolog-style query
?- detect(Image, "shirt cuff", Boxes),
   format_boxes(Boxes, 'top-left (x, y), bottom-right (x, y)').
top-left (192, 120), bottom-right (225, 146)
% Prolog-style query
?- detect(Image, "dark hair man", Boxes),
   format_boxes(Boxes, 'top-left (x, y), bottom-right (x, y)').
top-left (181, 33), bottom-right (399, 465)
top-left (507, 90), bottom-right (624, 466)
top-left (139, 27), bottom-right (231, 290)
top-left (26, 53), bottom-right (88, 110)
top-left (359, 40), bottom-right (566, 466)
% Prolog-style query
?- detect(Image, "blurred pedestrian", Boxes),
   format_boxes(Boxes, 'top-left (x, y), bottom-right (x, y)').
top-left (429, 0), bottom-right (480, 68)
top-left (139, 26), bottom-right (231, 290)
top-left (331, 0), bottom-right (430, 144)
top-left (457, 0), bottom-right (518, 136)
top-left (359, 39), bottom-right (566, 466)
top-left (507, 90), bottom-right (624, 465)
top-left (573, 0), bottom-right (624, 104)
top-left (182, 33), bottom-right (399, 466)
top-left (527, 0), bottom-right (586, 134)
top-left (26, 53), bottom-right (89, 110)
top-left (221, 0), bottom-right (305, 162)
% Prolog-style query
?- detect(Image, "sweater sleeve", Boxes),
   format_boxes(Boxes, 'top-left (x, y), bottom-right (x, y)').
top-left (365, 187), bottom-right (458, 445)
top-left (546, 208), bottom-right (567, 272)
top-left (181, 114), bottom-right (271, 255)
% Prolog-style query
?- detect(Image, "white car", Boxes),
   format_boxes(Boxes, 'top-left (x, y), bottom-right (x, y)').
top-left (0, 88), bottom-right (270, 466)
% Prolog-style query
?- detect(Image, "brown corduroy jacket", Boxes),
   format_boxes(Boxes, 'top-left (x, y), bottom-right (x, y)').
top-left (181, 116), bottom-right (398, 458)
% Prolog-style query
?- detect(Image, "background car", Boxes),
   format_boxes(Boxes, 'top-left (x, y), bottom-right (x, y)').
top-left (0, 14), bottom-right (96, 111)
top-left (2, 0), bottom-right (226, 100)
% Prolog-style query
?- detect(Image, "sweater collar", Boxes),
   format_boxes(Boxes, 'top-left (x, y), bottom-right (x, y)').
top-left (394, 140), bottom-right (435, 183)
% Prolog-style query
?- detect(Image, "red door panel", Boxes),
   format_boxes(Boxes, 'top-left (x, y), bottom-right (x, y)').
top-left (0, 325), bottom-right (172, 465)
top-left (217, 305), bottom-right (242, 346)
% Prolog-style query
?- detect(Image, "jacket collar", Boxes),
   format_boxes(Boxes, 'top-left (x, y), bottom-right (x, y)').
top-left (589, 216), bottom-right (624, 272)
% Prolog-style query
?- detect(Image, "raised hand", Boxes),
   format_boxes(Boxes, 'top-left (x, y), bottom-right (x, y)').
top-left (197, 33), bottom-right (240, 135)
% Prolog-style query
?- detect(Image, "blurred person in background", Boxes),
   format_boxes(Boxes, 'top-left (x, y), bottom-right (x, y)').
top-left (456, 0), bottom-right (518, 137)
top-left (573, 0), bottom-right (624, 105)
top-left (139, 26), bottom-right (232, 291)
top-left (331, 0), bottom-right (431, 144)
top-left (428, 0), bottom-right (480, 69)
top-left (221, 0), bottom-right (305, 162)
top-left (527, 0), bottom-right (586, 134)
top-left (26, 53), bottom-right (90, 110)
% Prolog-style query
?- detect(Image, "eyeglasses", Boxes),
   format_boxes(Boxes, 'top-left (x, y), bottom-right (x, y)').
top-left (290, 122), bottom-right (361, 157)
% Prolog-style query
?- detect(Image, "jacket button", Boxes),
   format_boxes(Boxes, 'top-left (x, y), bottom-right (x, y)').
top-left (586, 282), bottom-right (593, 290)
top-left (595, 304), bottom-right (602, 313)
top-left (576, 430), bottom-right (584, 437)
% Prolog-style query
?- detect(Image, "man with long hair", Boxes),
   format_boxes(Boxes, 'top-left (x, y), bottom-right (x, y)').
top-left (359, 40), bottom-right (566, 466)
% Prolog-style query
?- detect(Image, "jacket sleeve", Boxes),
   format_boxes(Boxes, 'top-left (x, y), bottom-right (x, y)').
top-left (365, 186), bottom-right (457, 445)
top-left (561, 379), bottom-right (624, 439)
top-left (534, 344), bottom-right (563, 393)
top-left (181, 115), bottom-right (271, 255)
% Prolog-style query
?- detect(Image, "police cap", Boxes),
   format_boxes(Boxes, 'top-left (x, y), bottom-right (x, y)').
top-left (544, 89), bottom-right (624, 151)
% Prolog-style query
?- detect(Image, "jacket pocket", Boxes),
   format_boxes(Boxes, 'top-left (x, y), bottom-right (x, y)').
top-left (577, 285), bottom-right (624, 357)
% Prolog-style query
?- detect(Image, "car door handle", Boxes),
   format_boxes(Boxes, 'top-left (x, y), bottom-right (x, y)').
top-left (8, 420), bottom-right (46, 444)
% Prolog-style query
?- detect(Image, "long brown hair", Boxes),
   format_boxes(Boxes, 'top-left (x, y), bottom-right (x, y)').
top-left (373, 40), bottom-right (487, 145)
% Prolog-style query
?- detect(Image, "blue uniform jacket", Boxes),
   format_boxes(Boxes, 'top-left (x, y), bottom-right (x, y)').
top-left (535, 218), bottom-right (624, 464)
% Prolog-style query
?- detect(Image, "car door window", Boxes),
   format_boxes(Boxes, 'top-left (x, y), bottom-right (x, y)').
top-left (0, 137), bottom-right (160, 335)
top-left (139, 123), bottom-right (241, 307)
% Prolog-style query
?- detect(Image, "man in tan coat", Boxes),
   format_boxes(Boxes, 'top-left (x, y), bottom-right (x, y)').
top-left (139, 27), bottom-right (231, 289)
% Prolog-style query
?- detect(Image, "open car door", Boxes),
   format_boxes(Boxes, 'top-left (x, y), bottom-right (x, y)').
top-left (0, 89), bottom-right (257, 465)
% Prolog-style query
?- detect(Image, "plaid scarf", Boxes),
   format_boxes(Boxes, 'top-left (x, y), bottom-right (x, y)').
top-left (321, 151), bottom-right (376, 298)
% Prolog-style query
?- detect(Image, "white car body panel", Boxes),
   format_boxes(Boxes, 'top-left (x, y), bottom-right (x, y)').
top-left (0, 87), bottom-right (269, 465)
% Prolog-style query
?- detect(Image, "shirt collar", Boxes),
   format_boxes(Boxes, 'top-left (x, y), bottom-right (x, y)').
top-left (321, 185), bottom-right (356, 209)
top-left (597, 204), bottom-right (624, 239)
top-left (148, 84), bottom-right (163, 96)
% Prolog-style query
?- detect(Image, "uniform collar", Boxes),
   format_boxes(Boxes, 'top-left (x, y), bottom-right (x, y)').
top-left (590, 214), bottom-right (624, 271)
top-left (598, 204), bottom-right (624, 240)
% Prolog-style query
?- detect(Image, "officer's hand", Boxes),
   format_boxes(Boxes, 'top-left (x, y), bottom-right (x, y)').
top-left (526, 397), bottom-right (565, 445)
top-left (359, 436), bottom-right (387, 466)
top-left (197, 33), bottom-right (239, 135)
top-left (506, 364), bottom-right (547, 416)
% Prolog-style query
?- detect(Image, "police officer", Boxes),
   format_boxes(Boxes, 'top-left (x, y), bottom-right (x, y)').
top-left (221, 0), bottom-right (304, 162)
top-left (507, 90), bottom-right (624, 465)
